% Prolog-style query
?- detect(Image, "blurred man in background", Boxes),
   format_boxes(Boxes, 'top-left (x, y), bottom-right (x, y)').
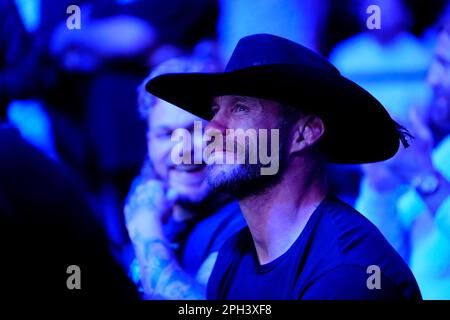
top-left (329, 0), bottom-right (434, 207)
top-left (124, 57), bottom-right (245, 299)
top-left (356, 18), bottom-right (450, 299)
top-left (9, 0), bottom-right (220, 270)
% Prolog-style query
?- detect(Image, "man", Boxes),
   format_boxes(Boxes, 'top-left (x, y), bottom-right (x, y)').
top-left (146, 34), bottom-right (422, 299)
top-left (329, 0), bottom-right (432, 206)
top-left (0, 1), bottom-right (138, 299)
top-left (124, 57), bottom-right (245, 299)
top-left (0, 124), bottom-right (138, 300)
top-left (356, 19), bottom-right (450, 299)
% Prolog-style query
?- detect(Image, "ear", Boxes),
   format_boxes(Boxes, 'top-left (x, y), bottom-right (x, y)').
top-left (289, 115), bottom-right (325, 154)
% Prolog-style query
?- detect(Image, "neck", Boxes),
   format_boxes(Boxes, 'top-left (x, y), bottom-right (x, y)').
top-left (239, 159), bottom-right (328, 265)
top-left (172, 191), bottom-right (232, 222)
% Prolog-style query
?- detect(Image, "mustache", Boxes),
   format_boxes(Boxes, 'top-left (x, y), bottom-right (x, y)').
top-left (206, 135), bottom-right (251, 151)
top-left (206, 140), bottom-right (249, 158)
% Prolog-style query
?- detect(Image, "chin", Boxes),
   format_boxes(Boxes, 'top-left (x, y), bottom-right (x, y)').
top-left (173, 180), bottom-right (211, 205)
top-left (206, 163), bottom-right (257, 197)
top-left (206, 162), bottom-right (284, 199)
top-left (207, 164), bottom-right (241, 186)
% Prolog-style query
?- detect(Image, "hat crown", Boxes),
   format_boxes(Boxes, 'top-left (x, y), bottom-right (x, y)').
top-left (225, 34), bottom-right (340, 74)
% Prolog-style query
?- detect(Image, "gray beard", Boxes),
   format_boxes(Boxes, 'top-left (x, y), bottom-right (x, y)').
top-left (206, 151), bottom-right (288, 200)
top-left (206, 121), bottom-right (292, 199)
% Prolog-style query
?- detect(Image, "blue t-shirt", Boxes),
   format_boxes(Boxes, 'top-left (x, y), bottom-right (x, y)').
top-left (207, 194), bottom-right (422, 300)
top-left (181, 201), bottom-right (246, 275)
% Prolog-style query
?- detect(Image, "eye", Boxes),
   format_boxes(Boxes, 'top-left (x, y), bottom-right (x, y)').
top-left (233, 103), bottom-right (250, 114)
top-left (155, 130), bottom-right (172, 139)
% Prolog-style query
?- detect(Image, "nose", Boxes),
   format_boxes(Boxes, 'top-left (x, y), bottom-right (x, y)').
top-left (205, 113), bottom-right (227, 135)
top-left (191, 121), bottom-right (205, 163)
top-left (204, 114), bottom-right (228, 153)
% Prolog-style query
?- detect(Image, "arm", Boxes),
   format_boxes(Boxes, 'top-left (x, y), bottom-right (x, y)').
top-left (356, 165), bottom-right (410, 260)
top-left (135, 238), bottom-right (204, 299)
top-left (124, 179), bottom-right (216, 299)
top-left (135, 241), bottom-right (218, 299)
top-left (388, 110), bottom-right (450, 216)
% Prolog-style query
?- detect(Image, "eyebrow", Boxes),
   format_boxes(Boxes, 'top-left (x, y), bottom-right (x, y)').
top-left (152, 125), bottom-right (173, 132)
top-left (212, 96), bottom-right (261, 107)
top-left (234, 96), bottom-right (257, 104)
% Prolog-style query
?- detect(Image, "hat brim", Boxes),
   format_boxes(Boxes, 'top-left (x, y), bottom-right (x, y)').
top-left (146, 64), bottom-right (401, 164)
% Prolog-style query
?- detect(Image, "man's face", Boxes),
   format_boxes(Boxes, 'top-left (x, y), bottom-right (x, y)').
top-left (205, 95), bottom-right (288, 197)
top-left (147, 99), bottom-right (210, 204)
top-left (427, 30), bottom-right (450, 127)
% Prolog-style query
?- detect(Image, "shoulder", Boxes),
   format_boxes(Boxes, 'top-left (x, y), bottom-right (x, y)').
top-left (317, 195), bottom-right (406, 265)
top-left (309, 195), bottom-right (421, 299)
top-left (301, 264), bottom-right (421, 300)
top-left (196, 201), bottom-right (246, 253)
top-left (317, 194), bottom-right (396, 253)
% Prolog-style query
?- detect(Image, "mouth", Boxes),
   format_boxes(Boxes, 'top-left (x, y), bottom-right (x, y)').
top-left (206, 149), bottom-right (237, 164)
top-left (174, 164), bottom-right (205, 173)
top-left (169, 163), bottom-right (206, 187)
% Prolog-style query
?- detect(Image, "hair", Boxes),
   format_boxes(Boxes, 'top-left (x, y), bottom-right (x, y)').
top-left (137, 57), bottom-right (221, 120)
top-left (277, 102), bottom-right (332, 165)
top-left (278, 103), bottom-right (305, 128)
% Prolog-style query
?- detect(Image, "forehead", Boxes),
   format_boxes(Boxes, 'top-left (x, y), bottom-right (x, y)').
top-left (213, 95), bottom-right (258, 104)
top-left (212, 95), bottom-right (280, 108)
top-left (149, 98), bottom-right (202, 129)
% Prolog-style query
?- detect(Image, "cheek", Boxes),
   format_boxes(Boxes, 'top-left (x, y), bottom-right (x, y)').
top-left (148, 138), bottom-right (172, 177)
top-left (228, 117), bottom-right (260, 130)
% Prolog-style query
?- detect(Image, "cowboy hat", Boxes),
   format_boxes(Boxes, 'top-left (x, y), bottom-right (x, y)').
top-left (146, 33), bottom-right (408, 164)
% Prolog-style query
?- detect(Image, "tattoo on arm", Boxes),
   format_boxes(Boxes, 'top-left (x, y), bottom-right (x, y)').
top-left (137, 241), bottom-right (205, 300)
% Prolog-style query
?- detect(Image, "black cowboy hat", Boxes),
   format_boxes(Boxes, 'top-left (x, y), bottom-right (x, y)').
top-left (146, 34), bottom-right (409, 164)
